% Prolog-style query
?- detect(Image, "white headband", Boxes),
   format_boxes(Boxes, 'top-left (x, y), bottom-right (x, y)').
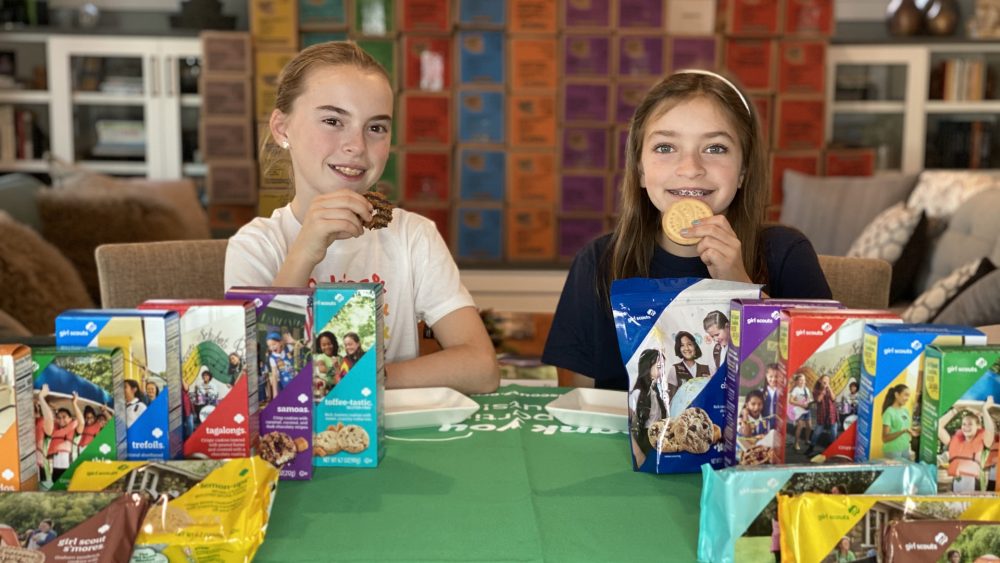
top-left (675, 69), bottom-right (751, 115)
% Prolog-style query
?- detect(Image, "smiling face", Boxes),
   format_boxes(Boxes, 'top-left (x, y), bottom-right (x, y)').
top-left (55, 410), bottom-right (71, 428)
top-left (706, 323), bottom-right (729, 346)
top-left (746, 395), bottom-right (762, 416)
top-left (267, 338), bottom-right (283, 354)
top-left (679, 335), bottom-right (696, 360)
top-left (344, 336), bottom-right (359, 356)
top-left (895, 387), bottom-right (911, 407)
top-left (962, 414), bottom-right (981, 438)
top-left (271, 64), bottom-right (393, 205)
top-left (639, 96), bottom-right (743, 221)
top-left (124, 383), bottom-right (135, 401)
top-left (319, 335), bottom-right (335, 356)
top-left (765, 368), bottom-right (779, 389)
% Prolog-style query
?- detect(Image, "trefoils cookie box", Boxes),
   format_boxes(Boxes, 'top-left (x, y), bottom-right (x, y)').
top-left (780, 308), bottom-right (901, 464)
top-left (723, 298), bottom-right (842, 467)
top-left (855, 324), bottom-right (986, 464)
top-left (919, 344), bottom-right (1000, 493)
top-left (312, 283), bottom-right (385, 468)
top-left (68, 457), bottom-right (279, 562)
top-left (0, 344), bottom-right (38, 491)
top-left (55, 309), bottom-right (183, 461)
top-left (226, 287), bottom-right (315, 480)
top-left (611, 277), bottom-right (761, 474)
top-left (31, 346), bottom-right (126, 490)
top-left (138, 300), bottom-right (258, 459)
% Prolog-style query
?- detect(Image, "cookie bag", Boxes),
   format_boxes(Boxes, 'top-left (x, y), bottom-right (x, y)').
top-left (697, 461), bottom-right (936, 563)
top-left (612, 277), bottom-right (760, 474)
top-left (778, 492), bottom-right (1000, 563)
top-left (68, 457), bottom-right (280, 562)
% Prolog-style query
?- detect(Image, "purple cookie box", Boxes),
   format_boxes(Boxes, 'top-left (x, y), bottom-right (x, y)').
top-left (618, 36), bottom-right (664, 77)
top-left (562, 126), bottom-right (609, 170)
top-left (722, 298), bottom-right (843, 468)
top-left (564, 0), bottom-right (610, 27)
top-left (225, 287), bottom-right (315, 481)
top-left (558, 217), bottom-right (605, 259)
top-left (560, 175), bottom-right (606, 213)
top-left (618, 0), bottom-right (663, 28)
top-left (564, 83), bottom-right (610, 122)
top-left (564, 35), bottom-right (611, 76)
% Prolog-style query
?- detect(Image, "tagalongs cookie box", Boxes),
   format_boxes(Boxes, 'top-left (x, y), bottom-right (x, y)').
top-left (226, 287), bottom-right (315, 480)
top-left (312, 283), bottom-right (385, 468)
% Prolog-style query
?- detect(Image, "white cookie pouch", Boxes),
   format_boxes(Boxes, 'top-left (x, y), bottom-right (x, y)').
top-left (612, 277), bottom-right (760, 474)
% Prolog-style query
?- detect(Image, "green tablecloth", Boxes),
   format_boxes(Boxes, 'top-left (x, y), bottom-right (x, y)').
top-left (257, 385), bottom-right (702, 562)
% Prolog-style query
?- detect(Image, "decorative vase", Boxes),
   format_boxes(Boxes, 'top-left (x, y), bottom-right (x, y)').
top-left (886, 0), bottom-right (923, 36)
top-left (924, 0), bottom-right (960, 36)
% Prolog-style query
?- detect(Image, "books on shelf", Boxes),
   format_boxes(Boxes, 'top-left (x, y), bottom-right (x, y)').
top-left (927, 119), bottom-right (995, 169)
top-left (930, 58), bottom-right (994, 102)
top-left (0, 105), bottom-right (40, 161)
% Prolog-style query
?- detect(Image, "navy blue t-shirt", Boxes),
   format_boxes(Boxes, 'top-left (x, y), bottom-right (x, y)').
top-left (541, 226), bottom-right (832, 390)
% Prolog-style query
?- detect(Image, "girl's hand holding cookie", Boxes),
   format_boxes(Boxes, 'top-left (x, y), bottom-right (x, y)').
top-left (293, 191), bottom-right (374, 264)
top-left (681, 214), bottom-right (752, 283)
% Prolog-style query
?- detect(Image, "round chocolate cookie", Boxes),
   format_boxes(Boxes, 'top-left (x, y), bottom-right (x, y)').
top-left (337, 424), bottom-right (370, 454)
top-left (648, 418), bottom-right (682, 453)
top-left (675, 407), bottom-right (714, 454)
top-left (259, 431), bottom-right (298, 467)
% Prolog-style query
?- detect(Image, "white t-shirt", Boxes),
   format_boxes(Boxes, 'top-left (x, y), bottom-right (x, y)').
top-left (225, 205), bottom-right (475, 364)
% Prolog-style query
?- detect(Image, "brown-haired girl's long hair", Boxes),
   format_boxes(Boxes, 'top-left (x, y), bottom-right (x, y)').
top-left (599, 72), bottom-right (769, 304)
top-left (259, 41), bottom-right (391, 197)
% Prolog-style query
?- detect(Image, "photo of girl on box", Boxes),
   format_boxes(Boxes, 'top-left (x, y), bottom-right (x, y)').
top-left (939, 396), bottom-right (996, 492)
top-left (881, 383), bottom-right (920, 462)
top-left (628, 348), bottom-right (668, 465)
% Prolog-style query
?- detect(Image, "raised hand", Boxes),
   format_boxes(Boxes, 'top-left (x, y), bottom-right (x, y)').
top-left (682, 214), bottom-right (752, 283)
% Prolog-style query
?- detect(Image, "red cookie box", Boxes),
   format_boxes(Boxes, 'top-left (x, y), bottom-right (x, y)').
top-left (207, 160), bottom-right (258, 205)
top-left (784, 0), bottom-right (834, 36)
top-left (666, 0), bottom-right (718, 36)
top-left (508, 93), bottom-right (557, 147)
top-left (138, 300), bottom-right (259, 460)
top-left (750, 94), bottom-right (772, 146)
top-left (824, 148), bottom-right (877, 177)
top-left (778, 40), bottom-right (827, 95)
top-left (374, 150), bottom-right (401, 203)
top-left (774, 96), bottom-right (826, 150)
top-left (400, 0), bottom-right (451, 32)
top-left (770, 150), bottom-right (821, 206)
top-left (507, 206), bottom-right (556, 262)
top-left (509, 36), bottom-right (559, 90)
top-left (669, 36), bottom-right (719, 73)
top-left (454, 204), bottom-right (504, 263)
top-left (200, 31), bottom-right (252, 76)
top-left (561, 0), bottom-right (611, 30)
top-left (403, 149), bottom-right (451, 203)
top-left (563, 34), bottom-right (614, 78)
top-left (201, 118), bottom-right (254, 161)
top-left (557, 214), bottom-right (606, 261)
top-left (508, 0), bottom-right (558, 33)
top-left (506, 150), bottom-right (557, 205)
top-left (402, 35), bottom-right (452, 91)
top-left (201, 76), bottom-right (253, 118)
top-left (561, 125), bottom-right (610, 172)
top-left (401, 92), bottom-right (452, 145)
top-left (724, 38), bottom-right (776, 93)
top-left (779, 308), bottom-right (902, 465)
top-left (563, 81), bottom-right (612, 124)
top-left (726, 0), bottom-right (783, 36)
top-left (560, 174), bottom-right (607, 214)
top-left (617, 35), bottom-right (665, 79)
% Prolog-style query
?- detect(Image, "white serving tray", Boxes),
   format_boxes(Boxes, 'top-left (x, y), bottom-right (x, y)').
top-left (545, 388), bottom-right (628, 432)
top-left (384, 387), bottom-right (480, 430)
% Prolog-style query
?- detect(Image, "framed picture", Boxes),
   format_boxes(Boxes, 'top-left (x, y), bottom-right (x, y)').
top-left (970, 0), bottom-right (1000, 38)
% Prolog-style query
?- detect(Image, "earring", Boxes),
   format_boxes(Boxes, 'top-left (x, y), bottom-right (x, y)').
top-left (281, 140), bottom-right (290, 149)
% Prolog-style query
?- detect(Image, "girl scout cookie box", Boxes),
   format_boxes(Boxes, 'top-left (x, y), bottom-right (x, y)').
top-left (226, 287), bottom-right (315, 480)
top-left (698, 460), bottom-right (936, 563)
top-left (138, 299), bottom-right (258, 459)
top-left (724, 298), bottom-right (842, 467)
top-left (612, 277), bottom-right (760, 474)
top-left (919, 345), bottom-right (1000, 493)
top-left (69, 457), bottom-right (278, 562)
top-left (55, 309), bottom-right (183, 461)
top-left (0, 344), bottom-right (39, 491)
top-left (855, 325), bottom-right (986, 464)
top-left (0, 491), bottom-right (148, 561)
top-left (780, 309), bottom-right (901, 465)
top-left (312, 283), bottom-right (385, 468)
top-left (778, 492), bottom-right (1000, 563)
top-left (882, 520), bottom-right (1000, 563)
top-left (32, 346), bottom-right (126, 491)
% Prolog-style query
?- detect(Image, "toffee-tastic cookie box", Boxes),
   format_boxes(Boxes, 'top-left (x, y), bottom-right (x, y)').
top-left (226, 287), bottom-right (315, 480)
top-left (312, 283), bottom-right (385, 468)
top-left (138, 300), bottom-right (259, 459)
top-left (55, 309), bottom-right (183, 461)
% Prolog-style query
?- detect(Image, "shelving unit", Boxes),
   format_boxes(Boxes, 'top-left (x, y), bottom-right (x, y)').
top-left (0, 33), bottom-right (203, 180)
top-left (826, 41), bottom-right (1000, 174)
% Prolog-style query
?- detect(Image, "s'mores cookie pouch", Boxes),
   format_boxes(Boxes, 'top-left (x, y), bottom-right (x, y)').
top-left (612, 277), bottom-right (760, 473)
top-left (312, 283), bottom-right (385, 468)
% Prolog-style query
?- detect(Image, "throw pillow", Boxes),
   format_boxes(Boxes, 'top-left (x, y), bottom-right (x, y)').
top-left (934, 269), bottom-right (1000, 327)
top-left (0, 211), bottom-right (94, 334)
top-left (907, 170), bottom-right (1000, 219)
top-left (846, 203), bottom-right (929, 303)
top-left (779, 170), bottom-right (918, 256)
top-left (902, 258), bottom-right (996, 324)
